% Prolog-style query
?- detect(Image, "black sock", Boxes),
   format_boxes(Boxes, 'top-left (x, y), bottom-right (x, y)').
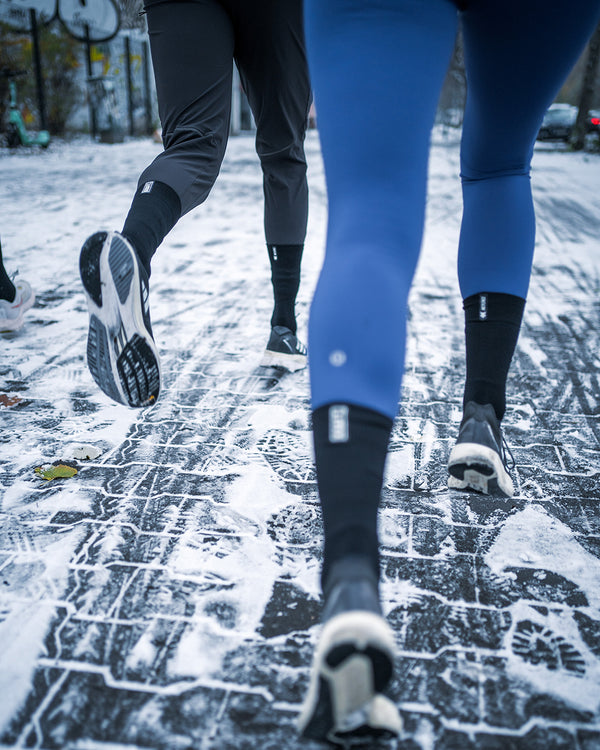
top-left (463, 292), bottom-right (526, 421)
top-left (122, 180), bottom-right (181, 278)
top-left (0, 238), bottom-right (16, 303)
top-left (267, 243), bottom-right (303, 334)
top-left (312, 403), bottom-right (393, 590)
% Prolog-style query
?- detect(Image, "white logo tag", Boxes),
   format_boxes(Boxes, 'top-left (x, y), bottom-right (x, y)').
top-left (141, 181), bottom-right (154, 194)
top-left (329, 404), bottom-right (349, 443)
top-left (479, 294), bottom-right (488, 320)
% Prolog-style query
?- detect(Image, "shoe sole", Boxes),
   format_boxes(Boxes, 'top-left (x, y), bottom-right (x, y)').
top-left (0, 311), bottom-right (25, 332)
top-left (447, 442), bottom-right (514, 497)
top-left (260, 349), bottom-right (307, 372)
top-left (80, 231), bottom-right (160, 408)
top-left (298, 611), bottom-right (401, 744)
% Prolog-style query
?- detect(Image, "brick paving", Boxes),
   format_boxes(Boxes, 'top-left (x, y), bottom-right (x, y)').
top-left (0, 134), bottom-right (599, 749)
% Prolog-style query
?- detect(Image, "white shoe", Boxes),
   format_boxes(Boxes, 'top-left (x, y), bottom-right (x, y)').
top-left (298, 611), bottom-right (402, 744)
top-left (0, 279), bottom-right (35, 332)
top-left (298, 558), bottom-right (402, 744)
top-left (447, 401), bottom-right (514, 497)
top-left (80, 231), bottom-right (160, 408)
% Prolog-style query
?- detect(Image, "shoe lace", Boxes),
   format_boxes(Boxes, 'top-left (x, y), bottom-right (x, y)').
top-left (500, 431), bottom-right (516, 471)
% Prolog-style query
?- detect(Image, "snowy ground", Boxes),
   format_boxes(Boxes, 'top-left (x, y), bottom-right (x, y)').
top-left (0, 130), bottom-right (599, 750)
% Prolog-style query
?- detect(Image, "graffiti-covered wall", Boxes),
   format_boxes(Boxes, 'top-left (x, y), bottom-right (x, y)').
top-left (67, 29), bottom-right (158, 136)
top-left (1, 18), bottom-right (252, 139)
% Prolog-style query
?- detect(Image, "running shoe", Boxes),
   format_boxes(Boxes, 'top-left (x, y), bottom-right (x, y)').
top-left (0, 278), bottom-right (35, 332)
top-left (447, 400), bottom-right (515, 497)
top-left (260, 325), bottom-right (307, 371)
top-left (79, 231), bottom-right (160, 408)
top-left (298, 557), bottom-right (402, 744)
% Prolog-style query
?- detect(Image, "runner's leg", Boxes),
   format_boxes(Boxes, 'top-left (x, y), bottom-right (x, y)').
top-left (448, 0), bottom-right (600, 495)
top-left (300, 0), bottom-right (457, 740)
top-left (122, 0), bottom-right (236, 275)
top-left (234, 0), bottom-right (310, 340)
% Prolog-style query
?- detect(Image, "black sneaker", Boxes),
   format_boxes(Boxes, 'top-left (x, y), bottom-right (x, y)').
top-left (447, 401), bottom-right (514, 497)
top-left (298, 557), bottom-right (402, 744)
top-left (80, 231), bottom-right (160, 408)
top-left (260, 325), bottom-right (307, 371)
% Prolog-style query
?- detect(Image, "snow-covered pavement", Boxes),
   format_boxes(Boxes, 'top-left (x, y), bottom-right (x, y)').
top-left (0, 131), bottom-right (599, 749)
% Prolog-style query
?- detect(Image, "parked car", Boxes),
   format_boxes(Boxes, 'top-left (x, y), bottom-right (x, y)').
top-left (537, 103), bottom-right (600, 142)
top-left (587, 109), bottom-right (600, 134)
top-left (537, 103), bottom-right (577, 142)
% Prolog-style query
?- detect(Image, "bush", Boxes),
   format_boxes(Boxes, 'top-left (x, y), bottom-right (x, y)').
top-left (0, 21), bottom-right (81, 135)
top-left (22, 23), bottom-right (81, 134)
top-left (0, 22), bottom-right (25, 129)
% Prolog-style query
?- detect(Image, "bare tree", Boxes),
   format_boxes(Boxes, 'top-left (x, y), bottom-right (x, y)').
top-left (570, 20), bottom-right (600, 150)
top-left (438, 29), bottom-right (466, 127)
top-left (116, 0), bottom-right (146, 30)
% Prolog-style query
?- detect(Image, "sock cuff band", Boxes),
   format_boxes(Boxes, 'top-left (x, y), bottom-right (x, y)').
top-left (267, 243), bottom-right (304, 267)
top-left (267, 244), bottom-right (304, 251)
top-left (463, 291), bottom-right (526, 323)
top-left (135, 179), bottom-right (181, 220)
top-left (312, 403), bottom-right (393, 444)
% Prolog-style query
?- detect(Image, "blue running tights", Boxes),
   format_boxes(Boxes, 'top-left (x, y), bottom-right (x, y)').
top-left (305, 0), bottom-right (600, 420)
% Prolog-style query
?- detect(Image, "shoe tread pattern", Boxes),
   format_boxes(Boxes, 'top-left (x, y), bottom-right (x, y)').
top-left (108, 235), bottom-right (134, 304)
top-left (117, 334), bottom-right (160, 408)
top-left (87, 314), bottom-right (124, 405)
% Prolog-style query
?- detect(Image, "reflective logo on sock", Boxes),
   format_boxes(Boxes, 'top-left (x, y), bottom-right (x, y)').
top-left (479, 293), bottom-right (488, 320)
top-left (272, 246), bottom-right (278, 261)
top-left (141, 181), bottom-right (154, 194)
top-left (329, 350), bottom-right (347, 367)
top-left (329, 404), bottom-right (349, 443)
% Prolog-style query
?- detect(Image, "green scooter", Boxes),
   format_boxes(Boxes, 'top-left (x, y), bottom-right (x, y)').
top-left (2, 69), bottom-right (50, 148)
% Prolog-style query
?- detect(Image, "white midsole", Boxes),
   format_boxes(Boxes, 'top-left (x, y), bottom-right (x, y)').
top-left (298, 611), bottom-right (400, 738)
top-left (260, 349), bottom-right (306, 372)
top-left (448, 441), bottom-right (514, 496)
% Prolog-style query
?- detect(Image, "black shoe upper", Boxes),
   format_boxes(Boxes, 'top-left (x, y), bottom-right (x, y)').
top-left (266, 325), bottom-right (306, 356)
top-left (322, 556), bottom-right (382, 623)
top-left (457, 401), bottom-right (513, 470)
